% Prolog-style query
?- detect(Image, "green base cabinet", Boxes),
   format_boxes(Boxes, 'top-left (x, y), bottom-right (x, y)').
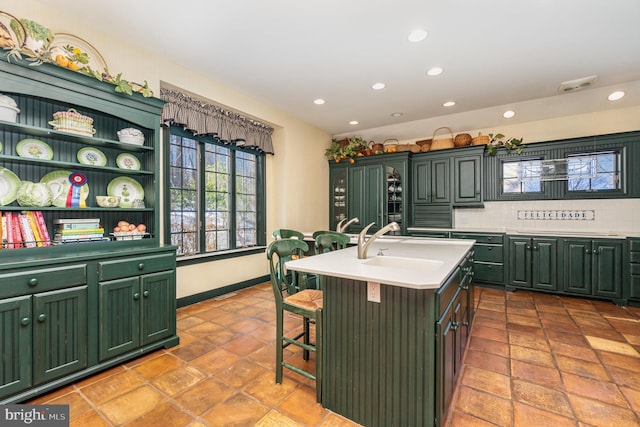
top-left (629, 238), bottom-right (640, 303)
top-left (0, 246), bottom-right (178, 404)
top-left (452, 232), bottom-right (505, 286)
top-left (507, 236), bottom-right (558, 291)
top-left (563, 238), bottom-right (623, 301)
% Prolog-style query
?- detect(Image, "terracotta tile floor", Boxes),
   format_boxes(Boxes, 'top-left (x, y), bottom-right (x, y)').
top-left (29, 284), bottom-right (640, 427)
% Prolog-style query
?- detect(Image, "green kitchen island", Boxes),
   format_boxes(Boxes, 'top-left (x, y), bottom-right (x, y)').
top-left (286, 236), bottom-right (475, 427)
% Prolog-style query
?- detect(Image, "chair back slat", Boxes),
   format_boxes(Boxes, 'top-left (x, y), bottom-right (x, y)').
top-left (267, 239), bottom-right (309, 298)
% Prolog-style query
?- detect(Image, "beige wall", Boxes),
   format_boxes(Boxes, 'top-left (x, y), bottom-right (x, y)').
top-left (10, 1), bottom-right (331, 298)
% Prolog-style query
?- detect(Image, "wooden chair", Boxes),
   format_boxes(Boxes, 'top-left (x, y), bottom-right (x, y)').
top-left (313, 231), bottom-right (351, 254)
top-left (273, 229), bottom-right (304, 240)
top-left (266, 239), bottom-right (323, 402)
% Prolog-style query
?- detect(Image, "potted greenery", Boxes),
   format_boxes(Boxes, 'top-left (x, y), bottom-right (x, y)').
top-left (325, 137), bottom-right (368, 162)
top-left (486, 133), bottom-right (524, 155)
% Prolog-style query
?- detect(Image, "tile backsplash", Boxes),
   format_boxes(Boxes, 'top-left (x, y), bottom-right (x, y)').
top-left (454, 199), bottom-right (639, 234)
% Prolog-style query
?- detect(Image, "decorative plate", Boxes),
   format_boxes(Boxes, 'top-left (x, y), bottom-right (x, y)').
top-left (0, 166), bottom-right (20, 205)
top-left (116, 153), bottom-right (141, 170)
top-left (0, 11), bottom-right (26, 50)
top-left (16, 138), bottom-right (53, 160)
top-left (107, 176), bottom-right (144, 208)
top-left (40, 169), bottom-right (89, 208)
top-left (77, 147), bottom-right (107, 166)
top-left (48, 33), bottom-right (108, 76)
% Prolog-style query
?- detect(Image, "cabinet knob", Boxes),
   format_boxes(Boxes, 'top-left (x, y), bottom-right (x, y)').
top-left (451, 322), bottom-right (459, 331)
top-left (133, 293), bottom-right (140, 300)
top-left (533, 246), bottom-right (538, 251)
top-left (585, 249), bottom-right (590, 254)
top-left (527, 245), bottom-right (531, 250)
top-left (20, 317), bottom-right (30, 326)
top-left (28, 278), bottom-right (38, 287)
top-left (138, 263), bottom-right (145, 270)
top-left (37, 314), bottom-right (46, 322)
top-left (143, 290), bottom-right (150, 297)
top-left (593, 249), bottom-right (598, 255)
top-left (488, 247), bottom-right (493, 251)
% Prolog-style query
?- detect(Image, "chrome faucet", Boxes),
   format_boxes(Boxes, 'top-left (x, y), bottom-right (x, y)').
top-left (336, 217), bottom-right (359, 233)
top-left (357, 221), bottom-right (400, 259)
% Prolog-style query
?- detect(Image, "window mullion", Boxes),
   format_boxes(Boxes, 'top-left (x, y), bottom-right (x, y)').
top-left (229, 150), bottom-right (237, 249)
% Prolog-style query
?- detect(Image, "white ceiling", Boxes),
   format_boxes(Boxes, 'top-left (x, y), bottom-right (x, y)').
top-left (53, 0), bottom-right (640, 141)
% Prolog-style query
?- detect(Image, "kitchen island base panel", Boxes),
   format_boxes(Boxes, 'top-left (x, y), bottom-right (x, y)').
top-left (323, 277), bottom-right (438, 427)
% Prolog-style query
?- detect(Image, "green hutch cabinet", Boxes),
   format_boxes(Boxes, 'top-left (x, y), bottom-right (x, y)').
top-left (329, 152), bottom-right (408, 234)
top-left (412, 151), bottom-right (452, 228)
top-left (452, 146), bottom-right (483, 206)
top-left (0, 54), bottom-right (178, 403)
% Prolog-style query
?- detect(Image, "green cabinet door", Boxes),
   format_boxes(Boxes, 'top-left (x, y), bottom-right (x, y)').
top-left (0, 296), bottom-right (31, 397)
top-left (99, 277), bottom-right (142, 361)
top-left (592, 240), bottom-right (623, 299)
top-left (531, 238), bottom-right (558, 291)
top-left (32, 286), bottom-right (88, 385)
top-left (435, 296), bottom-right (456, 427)
top-left (563, 239), bottom-right (592, 295)
top-left (508, 237), bottom-right (532, 288)
top-left (142, 271), bottom-right (176, 346)
top-left (453, 153), bottom-right (482, 205)
top-left (412, 156), bottom-right (451, 204)
top-left (348, 164), bottom-right (383, 233)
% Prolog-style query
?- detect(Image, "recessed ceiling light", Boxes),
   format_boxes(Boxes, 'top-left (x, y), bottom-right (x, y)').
top-left (372, 82), bottom-right (386, 90)
top-left (427, 67), bottom-right (443, 76)
top-left (391, 112), bottom-right (403, 117)
top-left (608, 91), bottom-right (625, 101)
top-left (407, 29), bottom-right (427, 43)
top-left (503, 110), bottom-right (515, 119)
top-left (349, 120), bottom-right (359, 125)
top-left (443, 101), bottom-right (456, 107)
top-left (313, 98), bottom-right (325, 105)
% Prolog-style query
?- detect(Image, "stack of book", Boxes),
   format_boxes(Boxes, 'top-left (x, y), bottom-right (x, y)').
top-left (1, 211), bottom-right (51, 249)
top-left (53, 218), bottom-right (107, 244)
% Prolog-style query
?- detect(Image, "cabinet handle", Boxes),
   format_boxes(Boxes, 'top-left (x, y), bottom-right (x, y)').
top-left (133, 293), bottom-right (140, 300)
top-left (20, 317), bottom-right (30, 326)
top-left (451, 322), bottom-right (459, 331)
top-left (138, 263), bottom-right (145, 270)
top-left (143, 290), bottom-right (150, 297)
top-left (28, 278), bottom-right (38, 287)
top-left (37, 314), bottom-right (46, 322)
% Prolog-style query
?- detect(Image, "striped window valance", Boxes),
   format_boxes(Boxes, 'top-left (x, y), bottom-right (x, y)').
top-left (160, 87), bottom-right (274, 154)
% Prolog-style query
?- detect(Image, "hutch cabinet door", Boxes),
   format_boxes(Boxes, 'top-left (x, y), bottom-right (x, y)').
top-left (32, 286), bottom-right (88, 385)
top-left (0, 296), bottom-right (31, 398)
top-left (141, 271), bottom-right (176, 346)
top-left (453, 153), bottom-right (482, 205)
top-left (98, 277), bottom-right (142, 361)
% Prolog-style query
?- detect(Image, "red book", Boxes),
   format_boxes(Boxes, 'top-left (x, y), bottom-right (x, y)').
top-left (34, 211), bottom-right (51, 246)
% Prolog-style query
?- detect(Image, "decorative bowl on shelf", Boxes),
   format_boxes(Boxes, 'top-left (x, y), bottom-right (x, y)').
top-left (96, 195), bottom-right (120, 207)
top-left (111, 231), bottom-right (149, 241)
top-left (117, 128), bottom-right (144, 145)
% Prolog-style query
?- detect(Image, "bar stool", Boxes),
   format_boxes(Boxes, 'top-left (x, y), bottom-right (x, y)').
top-left (273, 229), bottom-right (304, 240)
top-left (266, 239), bottom-right (323, 402)
top-left (312, 230), bottom-right (350, 254)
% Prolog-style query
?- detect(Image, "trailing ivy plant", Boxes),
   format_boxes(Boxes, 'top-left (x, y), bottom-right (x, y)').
top-left (486, 133), bottom-right (525, 155)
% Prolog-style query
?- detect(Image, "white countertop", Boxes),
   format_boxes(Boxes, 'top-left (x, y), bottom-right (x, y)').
top-left (286, 237), bottom-right (475, 290)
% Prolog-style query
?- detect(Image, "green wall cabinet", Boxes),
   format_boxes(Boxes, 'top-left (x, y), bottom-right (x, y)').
top-left (507, 236), bottom-right (558, 291)
top-left (452, 148), bottom-right (483, 206)
top-left (413, 154), bottom-right (451, 204)
top-left (563, 239), bottom-right (623, 301)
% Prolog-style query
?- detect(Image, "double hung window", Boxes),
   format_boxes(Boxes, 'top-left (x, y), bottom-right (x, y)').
top-left (167, 126), bottom-right (264, 257)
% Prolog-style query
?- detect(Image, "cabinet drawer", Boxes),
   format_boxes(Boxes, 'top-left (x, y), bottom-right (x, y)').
top-left (630, 252), bottom-right (640, 263)
top-left (0, 264), bottom-right (87, 299)
top-left (630, 239), bottom-right (640, 252)
top-left (436, 267), bottom-right (462, 318)
top-left (473, 262), bottom-right (504, 284)
top-left (631, 275), bottom-right (640, 299)
top-left (451, 233), bottom-right (504, 244)
top-left (631, 264), bottom-right (640, 275)
top-left (99, 252), bottom-right (176, 281)
top-left (473, 245), bottom-right (504, 263)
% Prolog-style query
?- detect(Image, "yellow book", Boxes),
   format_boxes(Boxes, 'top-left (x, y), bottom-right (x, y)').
top-left (26, 211), bottom-right (44, 247)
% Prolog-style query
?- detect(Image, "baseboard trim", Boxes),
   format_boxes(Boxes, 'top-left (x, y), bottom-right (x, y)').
top-left (177, 275), bottom-right (270, 307)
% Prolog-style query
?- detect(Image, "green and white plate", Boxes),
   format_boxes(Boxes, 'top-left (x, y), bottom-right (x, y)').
top-left (77, 147), bottom-right (107, 166)
top-left (40, 169), bottom-right (89, 207)
top-left (115, 153), bottom-right (141, 170)
top-left (0, 166), bottom-right (21, 205)
top-left (107, 176), bottom-right (144, 208)
top-left (16, 138), bottom-right (53, 160)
